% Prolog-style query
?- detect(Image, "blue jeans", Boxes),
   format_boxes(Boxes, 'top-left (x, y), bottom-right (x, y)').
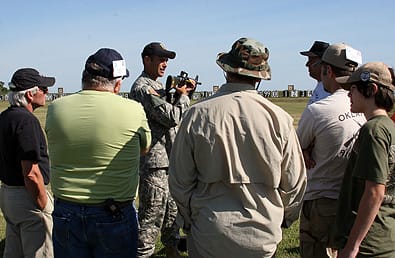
top-left (52, 198), bottom-right (138, 258)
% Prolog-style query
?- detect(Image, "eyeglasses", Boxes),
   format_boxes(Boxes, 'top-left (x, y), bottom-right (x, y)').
top-left (38, 87), bottom-right (48, 94)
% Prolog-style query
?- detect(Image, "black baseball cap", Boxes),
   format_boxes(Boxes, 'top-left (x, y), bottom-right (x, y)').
top-left (9, 68), bottom-right (55, 92)
top-left (300, 41), bottom-right (330, 57)
top-left (141, 42), bottom-right (176, 59)
top-left (85, 48), bottom-right (130, 79)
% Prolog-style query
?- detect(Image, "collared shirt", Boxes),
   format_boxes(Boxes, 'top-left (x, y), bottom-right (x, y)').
top-left (307, 81), bottom-right (331, 105)
top-left (169, 83), bottom-right (306, 257)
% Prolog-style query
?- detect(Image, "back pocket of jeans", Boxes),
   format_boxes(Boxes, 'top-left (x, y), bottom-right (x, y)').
top-left (96, 216), bottom-right (135, 253)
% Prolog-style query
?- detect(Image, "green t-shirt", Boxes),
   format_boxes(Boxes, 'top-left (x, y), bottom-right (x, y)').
top-left (333, 115), bottom-right (395, 256)
top-left (46, 90), bottom-right (151, 203)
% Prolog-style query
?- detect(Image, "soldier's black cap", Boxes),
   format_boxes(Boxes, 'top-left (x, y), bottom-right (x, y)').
top-left (300, 41), bottom-right (330, 58)
top-left (141, 42), bottom-right (176, 59)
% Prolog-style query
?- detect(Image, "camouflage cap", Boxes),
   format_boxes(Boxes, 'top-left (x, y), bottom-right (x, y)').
top-left (321, 43), bottom-right (362, 72)
top-left (216, 38), bottom-right (271, 80)
top-left (336, 62), bottom-right (395, 91)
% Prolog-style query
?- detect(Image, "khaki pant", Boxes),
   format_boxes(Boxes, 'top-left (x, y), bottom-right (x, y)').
top-left (0, 184), bottom-right (54, 258)
top-left (300, 198), bottom-right (337, 258)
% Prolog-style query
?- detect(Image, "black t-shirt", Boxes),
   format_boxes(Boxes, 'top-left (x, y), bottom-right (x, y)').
top-left (0, 106), bottom-right (50, 185)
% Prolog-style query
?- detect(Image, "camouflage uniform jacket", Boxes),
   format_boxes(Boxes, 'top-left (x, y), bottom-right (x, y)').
top-left (130, 72), bottom-right (190, 169)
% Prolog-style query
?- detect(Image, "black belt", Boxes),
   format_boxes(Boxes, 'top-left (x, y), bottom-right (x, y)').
top-left (54, 197), bottom-right (133, 208)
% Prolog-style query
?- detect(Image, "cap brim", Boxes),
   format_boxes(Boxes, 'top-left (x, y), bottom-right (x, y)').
top-left (159, 50), bottom-right (176, 59)
top-left (124, 69), bottom-right (130, 78)
top-left (335, 75), bottom-right (353, 90)
top-left (38, 77), bottom-right (56, 87)
top-left (148, 49), bottom-right (176, 59)
top-left (300, 51), bottom-right (319, 57)
top-left (167, 51), bottom-right (176, 59)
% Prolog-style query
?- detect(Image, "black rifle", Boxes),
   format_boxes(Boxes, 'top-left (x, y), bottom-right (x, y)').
top-left (165, 71), bottom-right (201, 104)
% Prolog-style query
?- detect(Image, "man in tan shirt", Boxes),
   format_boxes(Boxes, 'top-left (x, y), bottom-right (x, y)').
top-left (169, 38), bottom-right (307, 258)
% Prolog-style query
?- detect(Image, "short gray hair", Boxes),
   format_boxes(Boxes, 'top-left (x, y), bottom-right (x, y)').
top-left (81, 70), bottom-right (120, 91)
top-left (7, 87), bottom-right (39, 107)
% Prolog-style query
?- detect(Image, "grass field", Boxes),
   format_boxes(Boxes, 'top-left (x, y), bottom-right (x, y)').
top-left (0, 97), bottom-right (308, 257)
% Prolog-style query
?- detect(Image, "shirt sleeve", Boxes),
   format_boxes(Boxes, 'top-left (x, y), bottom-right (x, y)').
top-left (138, 110), bottom-right (152, 151)
top-left (146, 94), bottom-right (190, 129)
top-left (17, 118), bottom-right (42, 162)
top-left (280, 128), bottom-right (307, 227)
top-left (168, 111), bottom-right (196, 231)
top-left (131, 80), bottom-right (190, 129)
top-left (296, 107), bottom-right (315, 150)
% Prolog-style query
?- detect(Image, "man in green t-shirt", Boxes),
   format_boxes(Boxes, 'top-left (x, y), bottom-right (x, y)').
top-left (46, 48), bottom-right (151, 258)
top-left (332, 62), bottom-right (395, 257)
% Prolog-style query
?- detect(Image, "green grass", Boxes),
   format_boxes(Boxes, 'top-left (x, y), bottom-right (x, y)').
top-left (0, 97), bottom-right (308, 257)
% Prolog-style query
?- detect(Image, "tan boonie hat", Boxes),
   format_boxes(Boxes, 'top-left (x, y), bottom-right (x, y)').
top-left (216, 37), bottom-right (271, 80)
top-left (321, 43), bottom-right (362, 72)
top-left (336, 62), bottom-right (395, 91)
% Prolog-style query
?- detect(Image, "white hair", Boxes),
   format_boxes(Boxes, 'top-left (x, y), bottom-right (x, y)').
top-left (81, 70), bottom-right (121, 91)
top-left (7, 86), bottom-right (39, 107)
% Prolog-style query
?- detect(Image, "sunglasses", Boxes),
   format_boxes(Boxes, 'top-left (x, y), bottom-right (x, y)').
top-left (38, 87), bottom-right (48, 94)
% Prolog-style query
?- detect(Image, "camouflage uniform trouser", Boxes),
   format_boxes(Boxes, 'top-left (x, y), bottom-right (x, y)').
top-left (137, 168), bottom-right (179, 258)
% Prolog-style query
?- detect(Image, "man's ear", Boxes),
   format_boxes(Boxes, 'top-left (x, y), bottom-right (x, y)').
top-left (143, 56), bottom-right (151, 66)
top-left (327, 65), bottom-right (334, 78)
top-left (25, 90), bottom-right (34, 102)
top-left (114, 79), bottom-right (121, 94)
top-left (371, 83), bottom-right (379, 96)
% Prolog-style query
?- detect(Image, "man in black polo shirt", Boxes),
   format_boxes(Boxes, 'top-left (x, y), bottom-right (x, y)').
top-left (0, 68), bottom-right (55, 258)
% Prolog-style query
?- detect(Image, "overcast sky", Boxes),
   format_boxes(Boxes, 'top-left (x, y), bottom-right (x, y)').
top-left (1, 0), bottom-right (394, 93)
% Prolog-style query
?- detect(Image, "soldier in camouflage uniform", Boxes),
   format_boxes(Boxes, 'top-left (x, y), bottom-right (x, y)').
top-left (129, 42), bottom-right (196, 258)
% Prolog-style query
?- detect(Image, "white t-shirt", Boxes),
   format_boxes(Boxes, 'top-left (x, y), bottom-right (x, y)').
top-left (297, 89), bottom-right (366, 200)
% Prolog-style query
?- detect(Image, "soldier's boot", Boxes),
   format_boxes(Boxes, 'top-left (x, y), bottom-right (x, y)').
top-left (165, 246), bottom-right (182, 258)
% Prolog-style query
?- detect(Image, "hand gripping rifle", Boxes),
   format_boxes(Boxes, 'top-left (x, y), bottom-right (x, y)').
top-left (165, 71), bottom-right (201, 104)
